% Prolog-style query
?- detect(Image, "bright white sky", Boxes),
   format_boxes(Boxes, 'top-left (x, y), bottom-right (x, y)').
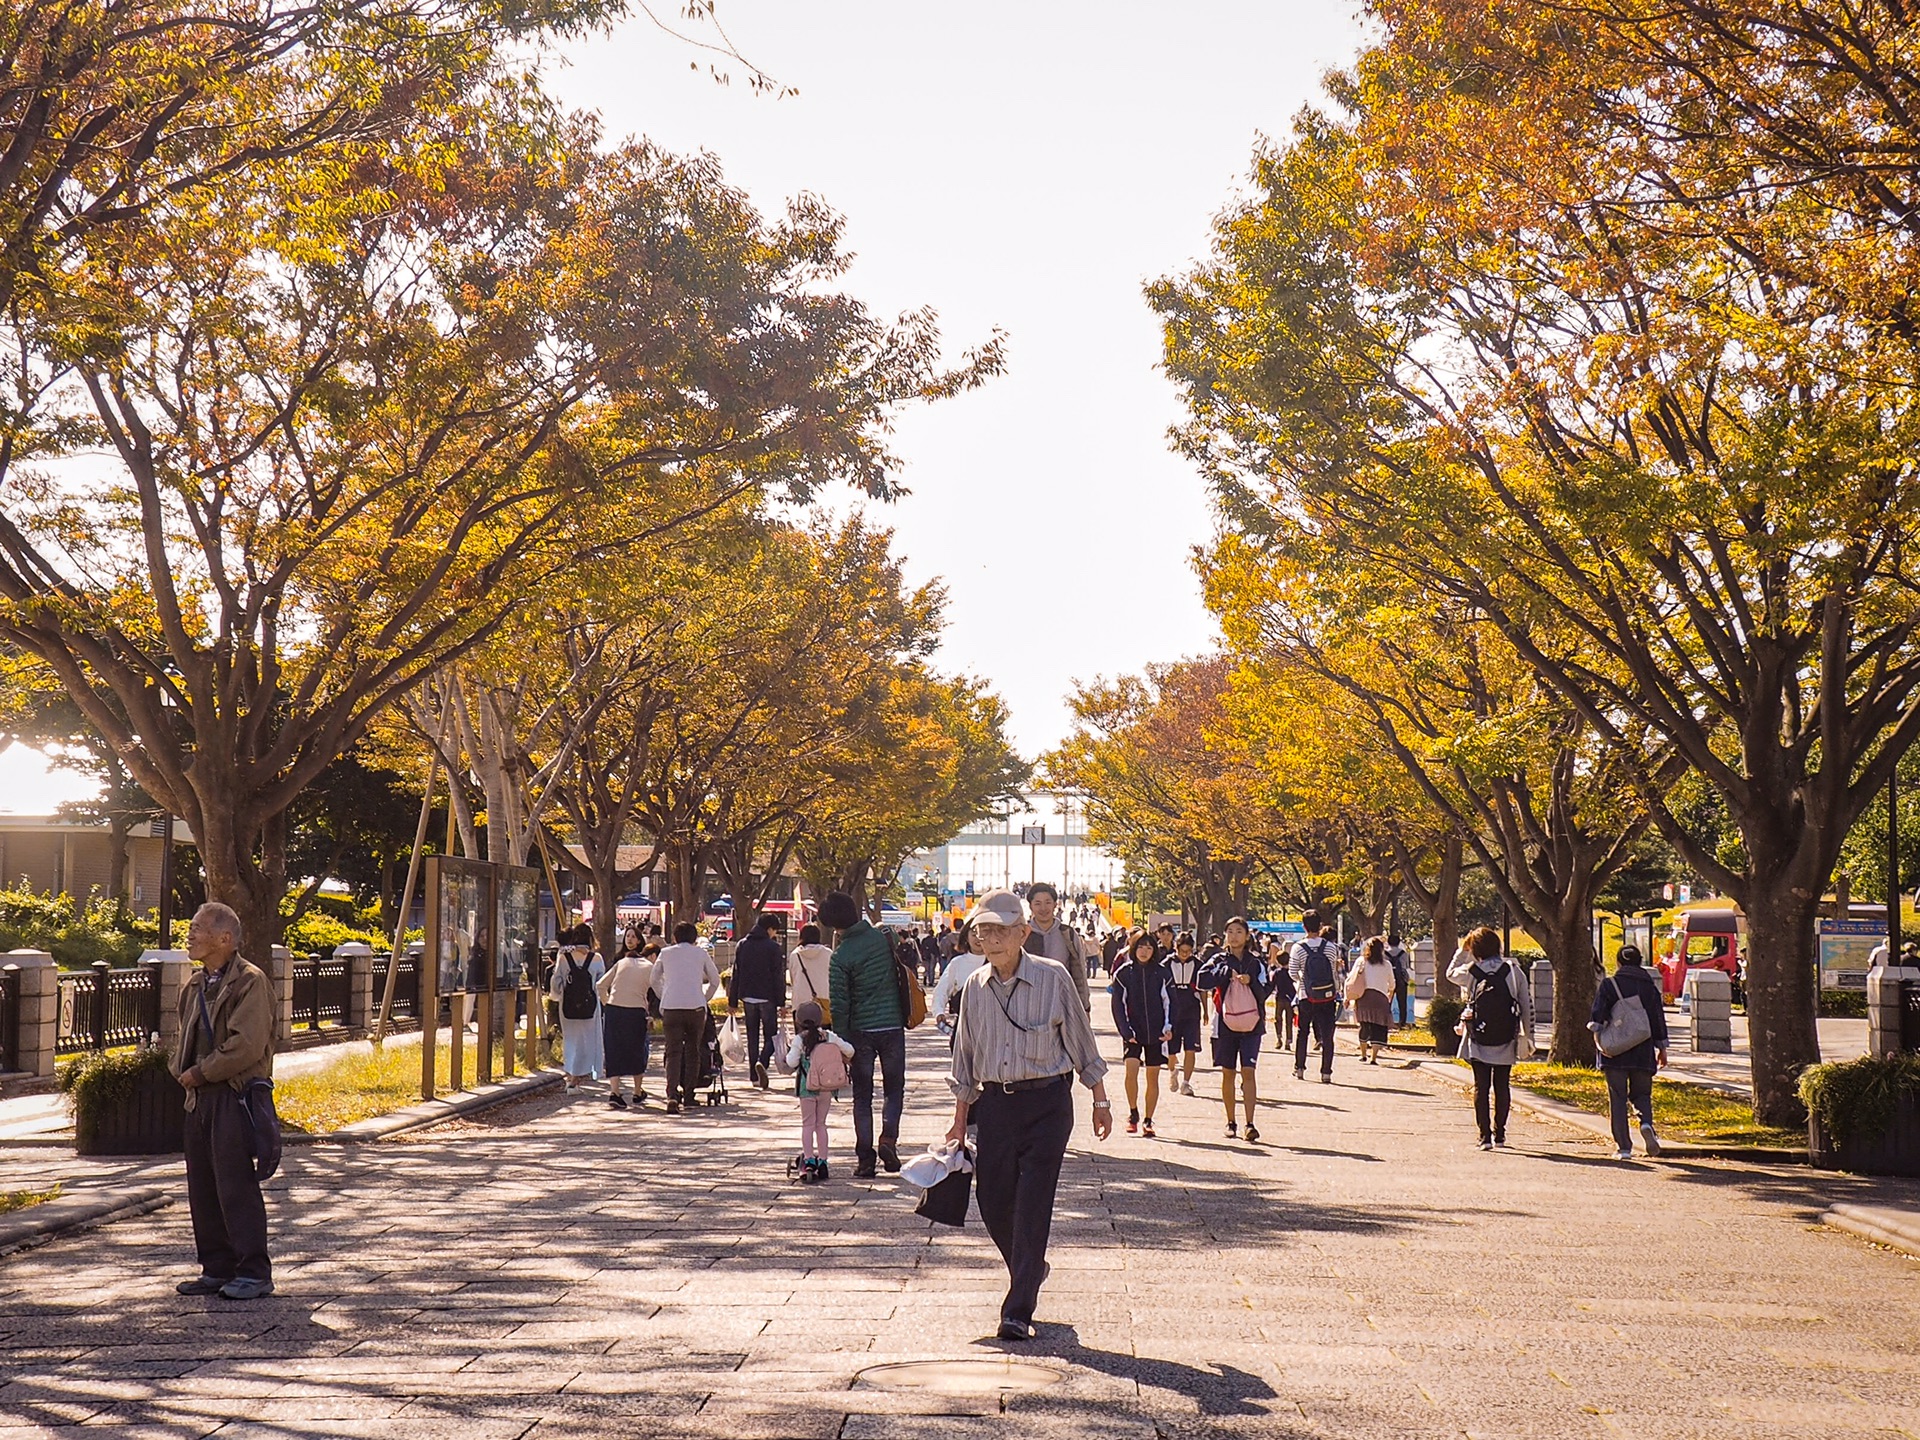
top-left (1, 1), bottom-right (1366, 815)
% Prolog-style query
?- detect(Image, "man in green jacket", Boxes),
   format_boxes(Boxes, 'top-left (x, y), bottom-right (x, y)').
top-left (824, 890), bottom-right (906, 1178)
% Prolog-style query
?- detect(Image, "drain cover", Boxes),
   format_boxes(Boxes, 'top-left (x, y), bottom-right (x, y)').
top-left (855, 1359), bottom-right (1065, 1395)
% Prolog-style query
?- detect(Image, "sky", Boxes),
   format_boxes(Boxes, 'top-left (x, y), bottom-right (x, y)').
top-left (0, 1), bottom-right (1368, 814)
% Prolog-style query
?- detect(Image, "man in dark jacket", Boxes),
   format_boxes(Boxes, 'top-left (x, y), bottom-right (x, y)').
top-left (1589, 944), bottom-right (1670, 1160)
top-left (824, 891), bottom-right (907, 1177)
top-left (727, 914), bottom-right (787, 1089)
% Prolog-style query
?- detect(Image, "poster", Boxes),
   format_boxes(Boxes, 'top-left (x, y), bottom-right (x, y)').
top-left (494, 865), bottom-right (540, 990)
top-left (427, 857), bottom-right (493, 994)
top-left (1818, 917), bottom-right (1884, 992)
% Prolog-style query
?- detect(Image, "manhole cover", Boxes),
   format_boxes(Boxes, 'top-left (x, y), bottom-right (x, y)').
top-left (855, 1359), bottom-right (1065, 1395)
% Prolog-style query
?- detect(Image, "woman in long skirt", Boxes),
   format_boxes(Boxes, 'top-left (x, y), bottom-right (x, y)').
top-left (548, 928), bottom-right (605, 1091)
top-left (597, 926), bottom-right (654, 1108)
top-left (1348, 935), bottom-right (1397, 1065)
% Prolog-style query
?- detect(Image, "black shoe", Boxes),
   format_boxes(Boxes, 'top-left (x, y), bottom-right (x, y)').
top-left (1320, 1074), bottom-right (1332, 1085)
top-left (997, 1318), bottom-right (1034, 1341)
top-left (1293, 1069), bottom-right (1305, 1081)
top-left (1244, 1124), bottom-right (1260, 1143)
top-left (607, 1093), bottom-right (628, 1109)
top-left (1225, 1120), bottom-right (1237, 1138)
top-left (853, 1162), bottom-right (878, 1179)
top-left (666, 1100), bottom-right (681, 1114)
top-left (878, 1140), bottom-right (901, 1173)
top-left (175, 1274), bottom-right (230, 1297)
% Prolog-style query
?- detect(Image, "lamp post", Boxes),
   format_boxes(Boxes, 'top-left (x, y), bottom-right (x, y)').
top-left (1890, 766), bottom-right (1902, 966)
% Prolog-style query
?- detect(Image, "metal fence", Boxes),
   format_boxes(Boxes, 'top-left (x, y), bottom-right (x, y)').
top-left (290, 953), bottom-right (353, 1033)
top-left (0, 966), bottom-right (19, 1072)
top-left (55, 961), bottom-right (161, 1057)
top-left (374, 951), bottom-right (420, 1024)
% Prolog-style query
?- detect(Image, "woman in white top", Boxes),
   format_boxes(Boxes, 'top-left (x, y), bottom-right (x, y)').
top-left (596, 925), bottom-right (654, 1108)
top-left (1347, 935), bottom-right (1397, 1065)
top-left (1446, 925), bottom-right (1535, 1149)
top-left (788, 923), bottom-right (834, 1025)
top-left (548, 930), bottom-right (606, 1092)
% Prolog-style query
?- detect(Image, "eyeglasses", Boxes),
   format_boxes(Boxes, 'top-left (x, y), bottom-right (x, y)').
top-left (971, 922), bottom-right (1016, 940)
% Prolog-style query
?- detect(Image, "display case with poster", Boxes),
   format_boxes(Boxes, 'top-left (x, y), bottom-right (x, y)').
top-left (427, 856), bottom-right (495, 995)
top-left (494, 865), bottom-right (540, 991)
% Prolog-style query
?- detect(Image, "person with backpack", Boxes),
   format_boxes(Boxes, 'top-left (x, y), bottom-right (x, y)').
top-left (653, 921), bottom-right (721, 1114)
top-left (1347, 935), bottom-right (1397, 1065)
top-left (548, 926), bottom-right (605, 1093)
top-left (788, 923), bottom-right (833, 1024)
top-left (1448, 925), bottom-right (1535, 1149)
top-left (1201, 917), bottom-right (1272, 1141)
top-left (1269, 939), bottom-right (1297, 1050)
top-left (1383, 933), bottom-right (1413, 1027)
top-left (1290, 911), bottom-right (1342, 1084)
top-left (823, 890), bottom-right (909, 1178)
top-left (1588, 943), bottom-right (1669, 1160)
top-left (1109, 932), bottom-right (1173, 1136)
top-left (1165, 930), bottom-right (1205, 1097)
top-left (785, 1000), bottom-right (856, 1183)
top-left (727, 913), bottom-right (788, 1090)
top-left (596, 925), bottom-right (654, 1108)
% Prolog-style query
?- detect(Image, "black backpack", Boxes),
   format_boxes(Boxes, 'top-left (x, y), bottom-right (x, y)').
top-left (1300, 939), bottom-right (1338, 1002)
top-left (560, 956), bottom-right (598, 1020)
top-left (1468, 964), bottom-right (1520, 1048)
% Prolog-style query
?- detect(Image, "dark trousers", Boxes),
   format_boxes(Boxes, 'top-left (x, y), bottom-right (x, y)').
top-left (1294, 1001), bottom-right (1336, 1075)
top-left (741, 999), bottom-right (778, 1072)
top-left (184, 1085), bottom-right (270, 1282)
top-left (1606, 1067), bottom-right (1655, 1151)
top-left (851, 1027), bottom-right (907, 1166)
top-left (662, 1008), bottom-right (707, 1103)
top-left (1394, 977), bottom-right (1411, 1026)
top-left (1472, 1059), bottom-right (1513, 1141)
top-left (973, 1078), bottom-right (1074, 1328)
top-left (1273, 1002), bottom-right (1294, 1048)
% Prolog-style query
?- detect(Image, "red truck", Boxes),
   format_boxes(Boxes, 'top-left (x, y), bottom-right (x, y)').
top-left (1659, 908), bottom-right (1743, 1001)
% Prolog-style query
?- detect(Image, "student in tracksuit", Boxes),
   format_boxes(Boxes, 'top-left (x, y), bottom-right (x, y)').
top-left (1164, 932), bottom-right (1206, 1097)
top-left (1109, 932), bottom-right (1173, 1136)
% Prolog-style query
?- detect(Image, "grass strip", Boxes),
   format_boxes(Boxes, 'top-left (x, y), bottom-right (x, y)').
top-left (275, 1041), bottom-right (494, 1134)
top-left (1503, 1062), bottom-right (1803, 1148)
top-left (0, 1185), bottom-right (62, 1214)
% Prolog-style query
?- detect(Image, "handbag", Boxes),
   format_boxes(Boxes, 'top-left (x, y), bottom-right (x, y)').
top-left (1593, 976), bottom-right (1653, 1057)
top-left (197, 980), bottom-right (281, 1180)
top-left (913, 1149), bottom-right (974, 1227)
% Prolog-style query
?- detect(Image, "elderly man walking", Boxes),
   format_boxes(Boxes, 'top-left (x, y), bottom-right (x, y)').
top-left (170, 903), bottom-right (277, 1300)
top-left (946, 889), bottom-right (1112, 1341)
top-left (1021, 882), bottom-right (1092, 1011)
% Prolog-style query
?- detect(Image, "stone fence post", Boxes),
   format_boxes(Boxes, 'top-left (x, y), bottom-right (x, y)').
top-left (1685, 967), bottom-right (1733, 1053)
top-left (337, 943), bottom-right (375, 1032)
top-left (8, 951), bottom-right (58, 1079)
top-left (1867, 965), bottom-right (1920, 1059)
top-left (268, 944), bottom-right (295, 1053)
top-left (140, 950), bottom-right (191, 1060)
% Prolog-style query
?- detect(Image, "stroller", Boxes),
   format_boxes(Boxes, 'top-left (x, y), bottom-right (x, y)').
top-left (695, 1009), bottom-right (730, 1106)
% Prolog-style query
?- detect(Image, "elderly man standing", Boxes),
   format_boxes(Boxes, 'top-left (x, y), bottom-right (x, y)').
top-left (1021, 882), bottom-right (1092, 1011)
top-left (946, 889), bottom-right (1112, 1342)
top-left (170, 902), bottom-right (277, 1300)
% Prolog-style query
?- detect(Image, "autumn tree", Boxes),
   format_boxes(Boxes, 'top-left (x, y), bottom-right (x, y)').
top-left (1153, 16), bottom-right (1920, 1119)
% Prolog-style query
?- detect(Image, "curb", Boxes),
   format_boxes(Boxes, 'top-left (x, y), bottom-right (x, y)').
top-left (1822, 1203), bottom-right (1920, 1257)
top-left (308, 1066), bottom-right (565, 1143)
top-left (0, 1186), bottom-right (171, 1259)
top-left (1408, 1059), bottom-right (1808, 1165)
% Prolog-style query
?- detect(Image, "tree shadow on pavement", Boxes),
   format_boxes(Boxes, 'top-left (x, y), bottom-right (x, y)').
top-left (1645, 1158), bottom-right (1920, 1218)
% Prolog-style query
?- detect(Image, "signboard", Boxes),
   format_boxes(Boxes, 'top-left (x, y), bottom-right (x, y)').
top-left (427, 855), bottom-right (494, 995)
top-left (1250, 920), bottom-right (1305, 936)
top-left (1818, 917), bottom-right (1884, 992)
top-left (494, 865), bottom-right (540, 990)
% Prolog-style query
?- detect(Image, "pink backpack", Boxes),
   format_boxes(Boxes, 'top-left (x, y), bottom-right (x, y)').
top-left (1221, 976), bottom-right (1262, 1033)
top-left (804, 1036), bottom-right (848, 1094)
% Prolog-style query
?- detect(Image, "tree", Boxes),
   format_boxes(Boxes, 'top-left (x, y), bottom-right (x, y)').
top-left (1152, 27), bottom-right (1920, 1121)
top-left (0, 78), bottom-right (999, 953)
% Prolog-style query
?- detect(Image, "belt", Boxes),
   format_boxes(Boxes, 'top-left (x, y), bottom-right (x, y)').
top-left (990, 1073), bottom-right (1069, 1094)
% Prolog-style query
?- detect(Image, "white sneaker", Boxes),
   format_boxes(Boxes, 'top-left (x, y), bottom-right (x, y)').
top-left (1640, 1122), bottom-right (1662, 1157)
top-left (1615, 1148), bottom-right (1633, 1161)
top-left (1180, 1081), bottom-right (1195, 1097)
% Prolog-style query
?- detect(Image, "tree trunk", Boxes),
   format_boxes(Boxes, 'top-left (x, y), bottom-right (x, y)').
top-left (1539, 904), bottom-right (1598, 1067)
top-left (1741, 877), bottom-right (1824, 1127)
top-left (105, 811), bottom-right (132, 922)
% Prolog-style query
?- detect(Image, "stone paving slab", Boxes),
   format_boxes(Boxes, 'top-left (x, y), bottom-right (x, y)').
top-left (0, 1018), bottom-right (1917, 1438)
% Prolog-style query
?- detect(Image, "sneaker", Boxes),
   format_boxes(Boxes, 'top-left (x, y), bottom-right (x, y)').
top-left (1141, 1118), bottom-right (1155, 1138)
top-left (1492, 1136), bottom-right (1508, 1149)
top-left (1225, 1120), bottom-right (1237, 1138)
top-left (1293, 1069), bottom-right (1305, 1082)
top-left (1478, 1138), bottom-right (1494, 1151)
top-left (218, 1277), bottom-right (274, 1301)
top-left (878, 1140), bottom-right (902, 1173)
top-left (996, 1318), bottom-right (1034, 1342)
top-left (1640, 1122), bottom-right (1662, 1157)
top-left (607, 1093), bottom-right (628, 1110)
top-left (1180, 1081), bottom-right (1195, 1097)
top-left (1244, 1124), bottom-right (1259, 1143)
top-left (752, 1063), bottom-right (768, 1089)
top-left (853, 1162), bottom-right (878, 1179)
top-left (1615, 1147), bottom-right (1633, 1161)
top-left (175, 1274), bottom-right (230, 1297)
top-left (1320, 1074), bottom-right (1332, 1085)
top-left (1126, 1109), bottom-right (1140, 1134)
top-left (634, 1087), bottom-right (650, 1103)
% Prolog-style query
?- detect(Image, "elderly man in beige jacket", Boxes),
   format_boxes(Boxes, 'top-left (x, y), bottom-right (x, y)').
top-left (169, 902), bottom-right (277, 1300)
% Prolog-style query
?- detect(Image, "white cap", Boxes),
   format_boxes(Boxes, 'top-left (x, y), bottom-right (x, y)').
top-left (964, 889), bottom-right (1027, 927)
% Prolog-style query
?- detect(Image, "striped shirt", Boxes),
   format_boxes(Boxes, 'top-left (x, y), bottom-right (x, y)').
top-left (948, 953), bottom-right (1109, 1104)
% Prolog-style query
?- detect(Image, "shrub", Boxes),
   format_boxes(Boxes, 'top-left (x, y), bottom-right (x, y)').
top-left (1426, 996), bottom-right (1464, 1039)
top-left (1798, 1053), bottom-right (1920, 1145)
top-left (58, 1043), bottom-right (175, 1113)
top-left (281, 908), bottom-right (385, 956)
top-left (0, 887), bottom-right (153, 967)
top-left (1817, 989), bottom-right (1869, 1019)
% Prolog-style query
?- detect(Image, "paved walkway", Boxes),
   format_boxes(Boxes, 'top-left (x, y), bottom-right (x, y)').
top-left (2, 1020), bottom-right (1918, 1439)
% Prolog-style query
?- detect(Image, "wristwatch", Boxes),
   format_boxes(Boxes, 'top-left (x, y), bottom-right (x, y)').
top-left (1091, 1099), bottom-right (1111, 1111)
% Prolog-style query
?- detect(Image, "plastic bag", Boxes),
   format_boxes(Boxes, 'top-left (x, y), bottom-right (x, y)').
top-left (719, 1014), bottom-right (747, 1067)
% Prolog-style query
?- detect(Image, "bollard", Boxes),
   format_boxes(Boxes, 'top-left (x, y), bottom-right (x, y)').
top-left (8, 952), bottom-right (58, 1078)
top-left (1684, 967), bottom-right (1733, 1053)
